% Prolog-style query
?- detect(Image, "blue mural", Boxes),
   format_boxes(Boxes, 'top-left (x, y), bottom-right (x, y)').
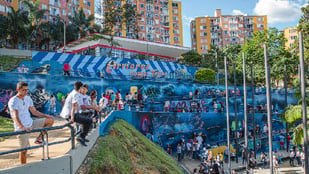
top-left (15, 51), bottom-right (198, 80)
top-left (0, 51), bottom-right (299, 153)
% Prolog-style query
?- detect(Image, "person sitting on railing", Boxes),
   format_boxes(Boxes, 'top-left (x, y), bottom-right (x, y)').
top-left (8, 81), bottom-right (54, 164)
top-left (99, 93), bottom-right (108, 117)
top-left (60, 81), bottom-right (93, 147)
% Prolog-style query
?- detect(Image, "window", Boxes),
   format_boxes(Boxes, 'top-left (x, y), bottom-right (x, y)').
top-left (201, 19), bottom-right (206, 23)
top-left (224, 24), bottom-right (228, 28)
top-left (141, 18), bottom-right (144, 22)
top-left (62, 9), bottom-right (66, 15)
top-left (141, 11), bottom-right (144, 15)
top-left (141, 4), bottom-right (144, 8)
top-left (174, 36), bottom-right (179, 41)
top-left (141, 25), bottom-right (145, 30)
top-left (42, 4), bottom-right (47, 10)
top-left (224, 17), bottom-right (228, 22)
top-left (155, 6), bottom-right (159, 10)
top-left (155, 19), bottom-right (159, 24)
top-left (224, 30), bottom-right (228, 35)
top-left (0, 5), bottom-right (5, 12)
top-left (7, 6), bottom-right (12, 13)
top-left (238, 24), bottom-right (243, 28)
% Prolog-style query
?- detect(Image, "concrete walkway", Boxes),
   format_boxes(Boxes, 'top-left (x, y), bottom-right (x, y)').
top-left (0, 118), bottom-right (72, 170)
top-left (179, 148), bottom-right (305, 174)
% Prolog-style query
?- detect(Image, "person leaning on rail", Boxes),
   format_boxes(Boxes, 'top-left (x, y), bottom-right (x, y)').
top-left (8, 81), bottom-right (54, 164)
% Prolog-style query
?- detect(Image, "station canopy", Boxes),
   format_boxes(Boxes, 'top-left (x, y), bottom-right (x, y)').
top-left (60, 33), bottom-right (190, 60)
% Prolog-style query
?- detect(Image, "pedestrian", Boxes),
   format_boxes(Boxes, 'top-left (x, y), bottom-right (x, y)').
top-left (290, 149), bottom-right (295, 167)
top-left (177, 143), bottom-right (182, 161)
top-left (261, 152), bottom-right (266, 168)
top-left (60, 81), bottom-right (93, 146)
top-left (63, 61), bottom-right (71, 76)
top-left (8, 81), bottom-right (54, 164)
top-left (48, 94), bottom-right (56, 116)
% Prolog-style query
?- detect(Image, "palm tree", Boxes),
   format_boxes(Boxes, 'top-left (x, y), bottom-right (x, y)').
top-left (20, 0), bottom-right (49, 50)
top-left (283, 105), bottom-right (309, 145)
top-left (69, 8), bottom-right (94, 39)
top-left (6, 7), bottom-right (29, 48)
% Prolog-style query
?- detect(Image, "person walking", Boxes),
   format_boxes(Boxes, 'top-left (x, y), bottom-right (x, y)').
top-left (63, 62), bottom-right (71, 76)
top-left (8, 81), bottom-right (54, 164)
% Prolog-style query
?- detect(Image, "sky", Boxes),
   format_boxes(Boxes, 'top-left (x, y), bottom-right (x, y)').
top-left (179, 0), bottom-right (308, 48)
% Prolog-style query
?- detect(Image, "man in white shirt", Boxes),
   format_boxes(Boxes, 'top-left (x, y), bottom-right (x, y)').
top-left (60, 81), bottom-right (92, 146)
top-left (8, 81), bottom-right (54, 164)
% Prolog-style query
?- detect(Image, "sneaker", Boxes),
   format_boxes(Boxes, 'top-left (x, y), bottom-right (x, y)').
top-left (84, 138), bottom-right (90, 142)
top-left (34, 138), bottom-right (43, 145)
top-left (77, 137), bottom-right (87, 146)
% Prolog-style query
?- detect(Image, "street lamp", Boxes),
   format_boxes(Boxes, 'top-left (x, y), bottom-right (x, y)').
top-left (58, 18), bottom-right (66, 53)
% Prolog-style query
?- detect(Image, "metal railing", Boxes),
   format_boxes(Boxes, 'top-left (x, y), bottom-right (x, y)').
top-left (0, 121), bottom-right (75, 160)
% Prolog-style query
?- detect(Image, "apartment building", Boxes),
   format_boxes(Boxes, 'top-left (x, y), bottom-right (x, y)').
top-left (96, 0), bottom-right (183, 46)
top-left (0, 0), bottom-right (94, 24)
top-left (284, 27), bottom-right (297, 50)
top-left (191, 9), bottom-right (267, 54)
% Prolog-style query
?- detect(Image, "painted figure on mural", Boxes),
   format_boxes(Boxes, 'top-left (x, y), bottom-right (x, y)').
top-left (48, 94), bottom-right (56, 116)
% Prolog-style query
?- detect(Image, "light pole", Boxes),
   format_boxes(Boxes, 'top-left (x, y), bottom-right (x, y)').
top-left (299, 30), bottom-right (309, 174)
top-left (264, 44), bottom-right (273, 174)
top-left (224, 56), bottom-right (231, 174)
top-left (58, 18), bottom-right (66, 53)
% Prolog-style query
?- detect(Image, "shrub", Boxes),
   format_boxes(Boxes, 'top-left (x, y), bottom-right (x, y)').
top-left (194, 68), bottom-right (216, 83)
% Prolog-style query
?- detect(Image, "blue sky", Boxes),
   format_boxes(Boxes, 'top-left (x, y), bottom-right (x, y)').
top-left (179, 0), bottom-right (308, 48)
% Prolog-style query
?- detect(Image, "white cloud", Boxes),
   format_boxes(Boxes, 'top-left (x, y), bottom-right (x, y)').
top-left (183, 15), bottom-right (194, 26)
top-left (253, 0), bottom-right (307, 24)
top-left (232, 10), bottom-right (247, 16)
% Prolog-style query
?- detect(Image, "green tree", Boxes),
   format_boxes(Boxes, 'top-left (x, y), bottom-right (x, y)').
top-left (101, 1), bottom-right (140, 56)
top-left (5, 7), bottom-right (29, 48)
top-left (297, 3), bottom-right (309, 63)
top-left (0, 15), bottom-right (7, 45)
top-left (21, 0), bottom-right (49, 49)
top-left (69, 8), bottom-right (94, 39)
top-left (181, 50), bottom-right (202, 66)
top-left (240, 28), bottom-right (297, 87)
top-left (203, 45), bottom-right (225, 71)
top-left (194, 68), bottom-right (216, 83)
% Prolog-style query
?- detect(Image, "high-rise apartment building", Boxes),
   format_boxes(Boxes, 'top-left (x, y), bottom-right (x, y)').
top-left (284, 27), bottom-right (297, 50)
top-left (191, 9), bottom-right (267, 54)
top-left (96, 0), bottom-right (183, 46)
top-left (0, 0), bottom-right (94, 24)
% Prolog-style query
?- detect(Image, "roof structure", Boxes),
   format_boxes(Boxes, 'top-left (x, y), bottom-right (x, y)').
top-left (59, 33), bottom-right (190, 60)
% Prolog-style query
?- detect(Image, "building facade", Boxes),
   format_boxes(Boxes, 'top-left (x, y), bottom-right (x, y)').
top-left (191, 9), bottom-right (267, 54)
top-left (284, 27), bottom-right (297, 50)
top-left (0, 0), bottom-right (94, 24)
top-left (96, 0), bottom-right (183, 46)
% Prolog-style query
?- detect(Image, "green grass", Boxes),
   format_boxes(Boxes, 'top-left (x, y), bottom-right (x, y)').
top-left (0, 56), bottom-right (31, 71)
top-left (87, 119), bottom-right (183, 174)
top-left (0, 117), bottom-right (14, 142)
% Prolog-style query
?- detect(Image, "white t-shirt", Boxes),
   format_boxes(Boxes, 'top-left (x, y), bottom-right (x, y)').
top-left (8, 95), bottom-right (34, 130)
top-left (80, 94), bottom-right (90, 106)
top-left (196, 135), bottom-right (203, 145)
top-left (60, 90), bottom-right (80, 119)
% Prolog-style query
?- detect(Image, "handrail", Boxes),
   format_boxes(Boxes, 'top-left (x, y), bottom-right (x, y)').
top-left (0, 121), bottom-right (75, 160)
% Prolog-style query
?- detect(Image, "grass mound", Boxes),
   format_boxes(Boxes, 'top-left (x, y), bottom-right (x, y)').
top-left (79, 119), bottom-right (183, 174)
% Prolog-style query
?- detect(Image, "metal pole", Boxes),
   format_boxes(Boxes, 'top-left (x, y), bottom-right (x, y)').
top-left (299, 30), bottom-right (309, 174)
top-left (61, 19), bottom-right (66, 53)
top-left (224, 56), bottom-right (231, 174)
top-left (216, 52), bottom-right (219, 86)
top-left (284, 65), bottom-right (289, 152)
top-left (251, 64), bottom-right (256, 159)
top-left (243, 52), bottom-right (249, 172)
top-left (234, 57), bottom-right (238, 163)
top-left (264, 44), bottom-right (273, 174)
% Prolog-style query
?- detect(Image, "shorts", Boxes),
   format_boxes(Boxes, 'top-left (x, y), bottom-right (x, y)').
top-left (280, 141), bottom-right (284, 146)
top-left (17, 118), bottom-right (46, 149)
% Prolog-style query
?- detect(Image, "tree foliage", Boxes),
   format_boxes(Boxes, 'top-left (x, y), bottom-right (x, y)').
top-left (194, 68), bottom-right (216, 83)
top-left (240, 28), bottom-right (297, 87)
top-left (297, 3), bottom-right (309, 63)
top-left (181, 50), bottom-right (202, 66)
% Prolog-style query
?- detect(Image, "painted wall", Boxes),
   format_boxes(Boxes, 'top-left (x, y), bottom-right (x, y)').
top-left (20, 51), bottom-right (197, 80)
